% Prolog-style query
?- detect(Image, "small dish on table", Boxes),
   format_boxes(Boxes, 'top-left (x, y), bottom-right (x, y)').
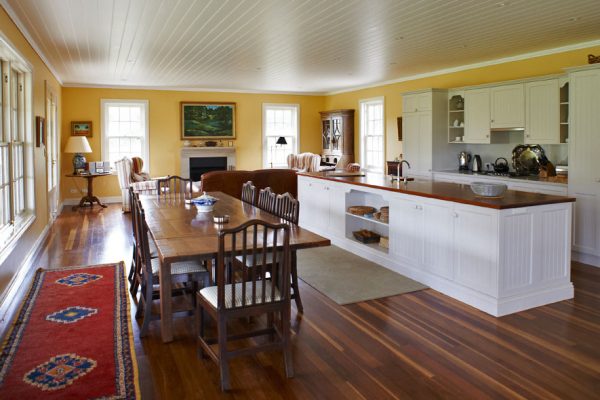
top-left (192, 192), bottom-right (218, 212)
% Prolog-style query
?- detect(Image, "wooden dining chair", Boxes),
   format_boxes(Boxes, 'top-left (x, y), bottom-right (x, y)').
top-left (157, 175), bottom-right (193, 199)
top-left (128, 189), bottom-right (158, 296)
top-left (134, 198), bottom-right (210, 337)
top-left (196, 219), bottom-right (293, 391)
top-left (274, 192), bottom-right (300, 224)
top-left (241, 180), bottom-right (256, 205)
top-left (257, 187), bottom-right (276, 213)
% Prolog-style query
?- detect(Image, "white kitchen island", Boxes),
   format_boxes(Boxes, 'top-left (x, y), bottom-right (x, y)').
top-left (298, 172), bottom-right (575, 317)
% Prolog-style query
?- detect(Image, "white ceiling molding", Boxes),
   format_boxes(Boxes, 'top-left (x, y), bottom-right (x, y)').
top-left (0, 0), bottom-right (62, 84)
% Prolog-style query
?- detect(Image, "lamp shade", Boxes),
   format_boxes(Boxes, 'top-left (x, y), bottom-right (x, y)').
top-left (276, 136), bottom-right (288, 145)
top-left (64, 136), bottom-right (92, 153)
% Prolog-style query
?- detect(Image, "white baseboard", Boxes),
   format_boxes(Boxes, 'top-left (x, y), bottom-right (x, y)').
top-left (572, 250), bottom-right (600, 268)
top-left (0, 223), bottom-right (50, 338)
top-left (61, 196), bottom-right (122, 206)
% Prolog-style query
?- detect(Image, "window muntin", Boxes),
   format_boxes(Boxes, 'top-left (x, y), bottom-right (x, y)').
top-left (262, 104), bottom-right (299, 168)
top-left (360, 98), bottom-right (385, 173)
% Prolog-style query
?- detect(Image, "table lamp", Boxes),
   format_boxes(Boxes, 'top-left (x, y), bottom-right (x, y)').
top-left (64, 136), bottom-right (92, 174)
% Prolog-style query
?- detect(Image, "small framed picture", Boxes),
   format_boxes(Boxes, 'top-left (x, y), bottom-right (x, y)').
top-left (71, 121), bottom-right (93, 137)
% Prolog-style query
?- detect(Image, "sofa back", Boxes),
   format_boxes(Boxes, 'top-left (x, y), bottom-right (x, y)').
top-left (200, 169), bottom-right (297, 200)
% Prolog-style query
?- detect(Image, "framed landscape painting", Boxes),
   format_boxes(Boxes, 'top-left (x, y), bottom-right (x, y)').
top-left (181, 102), bottom-right (236, 139)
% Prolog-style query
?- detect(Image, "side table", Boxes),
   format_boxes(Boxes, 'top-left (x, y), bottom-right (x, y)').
top-left (66, 173), bottom-right (112, 211)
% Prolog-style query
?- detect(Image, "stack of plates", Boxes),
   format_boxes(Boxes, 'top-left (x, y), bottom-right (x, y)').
top-left (374, 206), bottom-right (389, 223)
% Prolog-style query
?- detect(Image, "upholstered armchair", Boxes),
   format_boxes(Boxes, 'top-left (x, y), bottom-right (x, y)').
top-left (115, 157), bottom-right (159, 212)
top-left (286, 152), bottom-right (322, 173)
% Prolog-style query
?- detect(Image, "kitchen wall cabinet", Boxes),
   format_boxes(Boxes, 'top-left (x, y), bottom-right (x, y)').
top-left (402, 89), bottom-right (454, 177)
top-left (567, 64), bottom-right (600, 264)
top-left (525, 79), bottom-right (560, 144)
top-left (403, 92), bottom-right (432, 113)
top-left (464, 88), bottom-right (491, 143)
top-left (490, 83), bottom-right (525, 129)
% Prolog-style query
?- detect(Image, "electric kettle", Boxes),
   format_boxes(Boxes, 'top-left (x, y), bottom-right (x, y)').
top-left (472, 155), bottom-right (482, 172)
top-left (458, 151), bottom-right (471, 171)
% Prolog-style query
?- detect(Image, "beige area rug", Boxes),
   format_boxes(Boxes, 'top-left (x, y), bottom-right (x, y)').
top-left (297, 245), bottom-right (427, 305)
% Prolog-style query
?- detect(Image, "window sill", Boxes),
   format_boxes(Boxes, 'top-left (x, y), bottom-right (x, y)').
top-left (0, 211), bottom-right (36, 266)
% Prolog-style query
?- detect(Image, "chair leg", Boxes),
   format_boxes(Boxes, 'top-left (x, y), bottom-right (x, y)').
top-left (291, 251), bottom-right (303, 313)
top-left (218, 317), bottom-right (231, 391)
top-left (282, 306), bottom-right (294, 378)
top-left (139, 274), bottom-right (153, 337)
top-left (128, 245), bottom-right (136, 284)
top-left (195, 298), bottom-right (206, 359)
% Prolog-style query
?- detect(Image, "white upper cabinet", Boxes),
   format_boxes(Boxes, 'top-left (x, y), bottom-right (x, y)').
top-left (525, 79), bottom-right (560, 144)
top-left (464, 88), bottom-right (491, 143)
top-left (490, 83), bottom-right (525, 128)
top-left (403, 92), bottom-right (432, 113)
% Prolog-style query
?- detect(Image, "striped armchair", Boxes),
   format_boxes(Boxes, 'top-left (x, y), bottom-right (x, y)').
top-left (286, 152), bottom-right (321, 173)
top-left (115, 157), bottom-right (158, 212)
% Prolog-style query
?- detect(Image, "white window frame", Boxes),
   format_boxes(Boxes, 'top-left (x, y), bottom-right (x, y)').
top-left (262, 103), bottom-right (299, 169)
top-left (359, 97), bottom-right (385, 173)
top-left (101, 99), bottom-right (150, 171)
top-left (0, 33), bottom-right (35, 262)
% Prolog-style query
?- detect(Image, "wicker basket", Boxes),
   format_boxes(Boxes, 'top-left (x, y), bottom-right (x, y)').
top-left (348, 206), bottom-right (376, 216)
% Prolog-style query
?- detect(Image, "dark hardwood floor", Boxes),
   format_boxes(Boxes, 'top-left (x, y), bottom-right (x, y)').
top-left (29, 204), bottom-right (600, 399)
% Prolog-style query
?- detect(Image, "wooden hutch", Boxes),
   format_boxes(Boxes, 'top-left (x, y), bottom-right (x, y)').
top-left (320, 109), bottom-right (355, 169)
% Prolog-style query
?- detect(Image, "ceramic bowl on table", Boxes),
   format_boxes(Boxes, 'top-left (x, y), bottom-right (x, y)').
top-left (192, 192), bottom-right (218, 212)
top-left (469, 182), bottom-right (507, 197)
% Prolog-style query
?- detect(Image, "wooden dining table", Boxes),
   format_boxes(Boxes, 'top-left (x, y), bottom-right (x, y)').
top-left (139, 191), bottom-right (331, 342)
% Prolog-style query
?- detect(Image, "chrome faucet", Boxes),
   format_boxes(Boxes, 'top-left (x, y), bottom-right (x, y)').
top-left (391, 160), bottom-right (411, 183)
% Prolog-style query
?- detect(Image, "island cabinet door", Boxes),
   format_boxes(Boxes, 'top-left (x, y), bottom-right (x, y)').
top-left (421, 201), bottom-right (455, 279)
top-left (298, 177), bottom-right (328, 234)
top-left (389, 197), bottom-right (424, 268)
top-left (453, 205), bottom-right (499, 296)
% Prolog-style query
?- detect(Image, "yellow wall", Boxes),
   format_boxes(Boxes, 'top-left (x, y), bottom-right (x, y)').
top-left (324, 45), bottom-right (600, 161)
top-left (0, 8), bottom-right (61, 297)
top-left (61, 88), bottom-right (325, 199)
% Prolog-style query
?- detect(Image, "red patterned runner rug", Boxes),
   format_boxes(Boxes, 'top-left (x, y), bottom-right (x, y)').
top-left (0, 262), bottom-right (140, 399)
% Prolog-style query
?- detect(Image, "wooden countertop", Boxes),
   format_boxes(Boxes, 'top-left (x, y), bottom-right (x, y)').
top-left (299, 172), bottom-right (575, 209)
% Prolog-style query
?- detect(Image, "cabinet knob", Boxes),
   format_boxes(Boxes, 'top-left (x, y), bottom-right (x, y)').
top-left (414, 108), bottom-right (418, 112)
top-left (486, 134), bottom-right (489, 138)
top-left (491, 119), bottom-right (494, 123)
top-left (453, 212), bottom-right (459, 218)
top-left (415, 205), bottom-right (422, 210)
top-left (526, 134), bottom-right (530, 138)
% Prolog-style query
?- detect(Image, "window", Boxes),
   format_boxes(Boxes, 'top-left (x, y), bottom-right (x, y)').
top-left (0, 37), bottom-right (35, 254)
top-left (262, 104), bottom-right (299, 168)
top-left (101, 99), bottom-right (149, 169)
top-left (360, 97), bottom-right (385, 173)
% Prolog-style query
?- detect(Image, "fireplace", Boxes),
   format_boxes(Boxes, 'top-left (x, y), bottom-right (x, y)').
top-left (189, 157), bottom-right (227, 181)
top-left (180, 146), bottom-right (236, 180)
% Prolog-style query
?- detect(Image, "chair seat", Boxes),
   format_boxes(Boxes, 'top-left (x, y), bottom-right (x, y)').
top-left (151, 258), bottom-right (207, 276)
top-left (199, 281), bottom-right (281, 309)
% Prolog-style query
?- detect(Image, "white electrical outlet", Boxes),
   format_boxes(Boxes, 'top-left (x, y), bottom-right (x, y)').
top-left (70, 189), bottom-right (78, 194)
top-left (82, 189), bottom-right (88, 193)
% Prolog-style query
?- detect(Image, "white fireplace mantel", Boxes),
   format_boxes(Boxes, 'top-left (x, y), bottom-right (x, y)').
top-left (180, 147), bottom-right (236, 179)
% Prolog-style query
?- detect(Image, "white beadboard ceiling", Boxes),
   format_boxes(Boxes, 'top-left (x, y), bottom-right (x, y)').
top-left (2, 0), bottom-right (600, 94)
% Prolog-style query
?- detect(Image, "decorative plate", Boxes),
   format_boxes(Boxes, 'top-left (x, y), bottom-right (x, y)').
top-left (512, 145), bottom-right (545, 175)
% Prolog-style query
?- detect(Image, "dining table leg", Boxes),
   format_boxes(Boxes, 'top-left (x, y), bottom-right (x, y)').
top-left (160, 259), bottom-right (173, 343)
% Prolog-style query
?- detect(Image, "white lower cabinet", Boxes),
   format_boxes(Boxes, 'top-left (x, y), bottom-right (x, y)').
top-left (422, 202), bottom-right (455, 280)
top-left (298, 176), bottom-right (346, 239)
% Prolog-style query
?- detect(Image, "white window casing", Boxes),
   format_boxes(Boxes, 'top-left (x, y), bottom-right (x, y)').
top-left (360, 97), bottom-right (385, 173)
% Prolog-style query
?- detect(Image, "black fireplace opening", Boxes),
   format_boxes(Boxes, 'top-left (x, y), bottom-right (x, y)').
top-left (189, 157), bottom-right (228, 181)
